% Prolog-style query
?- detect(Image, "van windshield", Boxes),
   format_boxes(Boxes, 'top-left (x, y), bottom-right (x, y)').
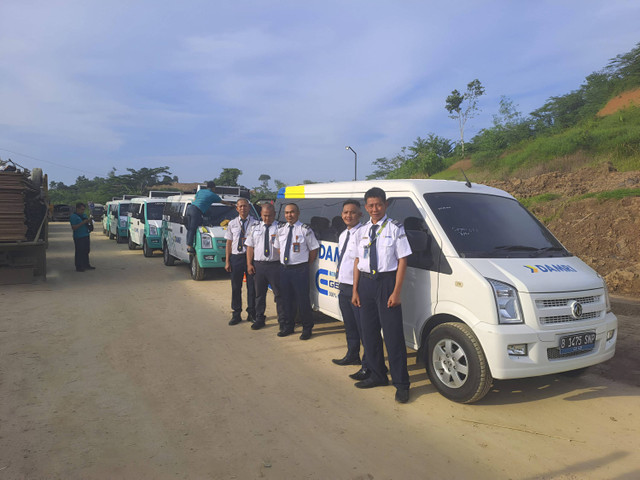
top-left (119, 203), bottom-right (130, 215)
top-left (203, 205), bottom-right (244, 227)
top-left (147, 203), bottom-right (164, 220)
top-left (424, 192), bottom-right (570, 258)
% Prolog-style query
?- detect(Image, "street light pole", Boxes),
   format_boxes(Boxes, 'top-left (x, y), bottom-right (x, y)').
top-left (345, 146), bottom-right (357, 181)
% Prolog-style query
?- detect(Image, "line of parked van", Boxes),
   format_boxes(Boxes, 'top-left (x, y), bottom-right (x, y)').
top-left (101, 190), bottom-right (257, 280)
top-left (100, 179), bottom-right (618, 404)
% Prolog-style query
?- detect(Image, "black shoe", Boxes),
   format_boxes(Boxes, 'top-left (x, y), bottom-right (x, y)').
top-left (251, 321), bottom-right (265, 330)
top-left (277, 329), bottom-right (294, 337)
top-left (247, 313), bottom-right (256, 323)
top-left (349, 368), bottom-right (370, 381)
top-left (228, 316), bottom-right (242, 326)
top-left (332, 355), bottom-right (361, 366)
top-left (395, 388), bottom-right (410, 404)
top-left (354, 377), bottom-right (388, 389)
top-left (187, 246), bottom-right (195, 253)
top-left (86, 265), bottom-right (96, 270)
top-left (299, 330), bottom-right (312, 341)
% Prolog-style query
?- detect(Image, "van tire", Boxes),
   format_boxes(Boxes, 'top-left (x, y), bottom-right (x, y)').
top-left (109, 231), bottom-right (115, 240)
top-left (128, 236), bottom-right (136, 250)
top-left (143, 237), bottom-right (153, 257)
top-left (426, 322), bottom-right (492, 404)
top-left (116, 231), bottom-right (123, 244)
top-left (163, 242), bottom-right (175, 266)
top-left (190, 254), bottom-right (205, 281)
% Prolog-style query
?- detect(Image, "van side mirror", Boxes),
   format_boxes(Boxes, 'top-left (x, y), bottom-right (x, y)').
top-left (405, 230), bottom-right (434, 269)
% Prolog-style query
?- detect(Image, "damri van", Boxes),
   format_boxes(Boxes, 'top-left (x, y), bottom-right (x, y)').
top-left (161, 193), bottom-right (258, 280)
top-left (127, 194), bottom-right (169, 257)
top-left (274, 179), bottom-right (617, 403)
top-left (107, 199), bottom-right (133, 243)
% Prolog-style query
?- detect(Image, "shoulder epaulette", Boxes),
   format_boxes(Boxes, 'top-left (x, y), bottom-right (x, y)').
top-left (301, 223), bottom-right (310, 230)
top-left (390, 219), bottom-right (403, 227)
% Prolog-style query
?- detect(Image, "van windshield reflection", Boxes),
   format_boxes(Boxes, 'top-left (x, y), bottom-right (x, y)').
top-left (424, 193), bottom-right (570, 258)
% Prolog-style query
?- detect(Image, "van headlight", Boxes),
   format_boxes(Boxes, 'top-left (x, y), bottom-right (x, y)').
top-left (200, 234), bottom-right (213, 249)
top-left (487, 278), bottom-right (523, 324)
top-left (598, 274), bottom-right (612, 313)
top-left (149, 225), bottom-right (158, 236)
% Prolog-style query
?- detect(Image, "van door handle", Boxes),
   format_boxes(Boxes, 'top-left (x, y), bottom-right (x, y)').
top-left (180, 226), bottom-right (183, 233)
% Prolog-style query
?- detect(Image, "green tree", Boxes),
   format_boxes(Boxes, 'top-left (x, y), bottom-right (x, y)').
top-left (215, 168), bottom-right (242, 186)
top-left (445, 79), bottom-right (485, 155)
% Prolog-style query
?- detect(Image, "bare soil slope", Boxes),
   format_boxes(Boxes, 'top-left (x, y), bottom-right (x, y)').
top-left (488, 163), bottom-right (640, 296)
top-left (597, 87), bottom-right (640, 116)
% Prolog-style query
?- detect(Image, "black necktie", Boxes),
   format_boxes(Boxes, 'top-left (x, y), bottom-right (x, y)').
top-left (336, 230), bottom-right (350, 275)
top-left (284, 224), bottom-right (293, 264)
top-left (369, 224), bottom-right (379, 276)
top-left (238, 219), bottom-right (246, 252)
top-left (264, 224), bottom-right (271, 257)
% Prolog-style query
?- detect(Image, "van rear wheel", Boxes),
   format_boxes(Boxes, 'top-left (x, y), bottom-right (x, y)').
top-left (426, 322), bottom-right (492, 404)
top-left (109, 231), bottom-right (115, 240)
top-left (163, 242), bottom-right (175, 266)
top-left (190, 254), bottom-right (205, 281)
top-left (128, 236), bottom-right (136, 250)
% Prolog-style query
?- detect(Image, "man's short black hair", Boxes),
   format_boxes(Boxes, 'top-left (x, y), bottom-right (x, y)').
top-left (206, 181), bottom-right (216, 189)
top-left (76, 202), bottom-right (85, 209)
top-left (364, 187), bottom-right (386, 202)
top-left (285, 202), bottom-right (299, 213)
top-left (343, 199), bottom-right (361, 209)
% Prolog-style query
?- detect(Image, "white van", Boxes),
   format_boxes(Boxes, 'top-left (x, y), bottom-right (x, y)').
top-left (161, 193), bottom-right (258, 280)
top-left (108, 199), bottom-right (133, 243)
top-left (127, 195), bottom-right (167, 257)
top-left (274, 179), bottom-right (617, 403)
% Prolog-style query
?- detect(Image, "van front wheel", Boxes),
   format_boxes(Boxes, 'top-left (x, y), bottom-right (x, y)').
top-left (163, 242), bottom-right (175, 266)
top-left (128, 236), bottom-right (136, 250)
top-left (190, 254), bottom-right (205, 281)
top-left (426, 322), bottom-right (492, 404)
top-left (143, 237), bottom-right (153, 257)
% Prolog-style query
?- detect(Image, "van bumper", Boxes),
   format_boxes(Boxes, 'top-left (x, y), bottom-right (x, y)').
top-left (196, 248), bottom-right (226, 269)
top-left (146, 235), bottom-right (162, 249)
top-left (475, 311), bottom-right (618, 379)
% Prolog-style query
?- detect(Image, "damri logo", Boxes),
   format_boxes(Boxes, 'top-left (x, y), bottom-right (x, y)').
top-left (524, 264), bottom-right (578, 273)
top-left (315, 268), bottom-right (339, 297)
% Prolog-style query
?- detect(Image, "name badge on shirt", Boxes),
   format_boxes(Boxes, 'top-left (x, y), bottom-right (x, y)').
top-left (293, 243), bottom-right (301, 253)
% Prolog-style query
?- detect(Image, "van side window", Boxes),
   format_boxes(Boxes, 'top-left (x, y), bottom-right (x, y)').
top-left (386, 197), bottom-right (434, 271)
top-left (276, 198), bottom-right (348, 242)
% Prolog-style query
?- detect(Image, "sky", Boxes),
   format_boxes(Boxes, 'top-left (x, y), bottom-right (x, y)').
top-left (1, 0), bottom-right (639, 189)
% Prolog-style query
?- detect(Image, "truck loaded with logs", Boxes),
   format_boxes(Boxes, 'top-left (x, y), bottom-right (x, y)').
top-left (0, 159), bottom-right (49, 284)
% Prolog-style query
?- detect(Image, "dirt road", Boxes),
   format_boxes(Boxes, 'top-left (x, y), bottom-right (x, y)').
top-left (1, 225), bottom-right (639, 479)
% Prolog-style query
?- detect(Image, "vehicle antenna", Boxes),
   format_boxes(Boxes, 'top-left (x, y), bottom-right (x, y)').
top-left (460, 169), bottom-right (472, 188)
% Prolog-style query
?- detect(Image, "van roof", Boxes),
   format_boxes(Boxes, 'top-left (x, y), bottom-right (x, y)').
top-left (130, 196), bottom-right (168, 204)
top-left (276, 179), bottom-right (512, 200)
top-left (164, 193), bottom-right (245, 203)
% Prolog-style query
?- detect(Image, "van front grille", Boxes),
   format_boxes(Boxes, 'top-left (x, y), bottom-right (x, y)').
top-left (540, 311), bottom-right (600, 325)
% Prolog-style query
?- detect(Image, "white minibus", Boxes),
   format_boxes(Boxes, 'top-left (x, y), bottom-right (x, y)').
top-left (127, 195), bottom-right (168, 257)
top-left (274, 179), bottom-right (617, 403)
top-left (161, 193), bottom-right (258, 280)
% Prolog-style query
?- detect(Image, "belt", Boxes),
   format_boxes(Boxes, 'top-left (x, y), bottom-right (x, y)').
top-left (282, 262), bottom-right (308, 269)
top-left (360, 271), bottom-right (396, 280)
top-left (254, 260), bottom-right (279, 264)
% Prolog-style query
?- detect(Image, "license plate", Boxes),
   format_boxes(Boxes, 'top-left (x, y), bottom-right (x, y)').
top-left (559, 331), bottom-right (596, 355)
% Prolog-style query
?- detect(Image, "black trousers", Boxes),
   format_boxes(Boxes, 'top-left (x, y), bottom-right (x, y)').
top-left (74, 236), bottom-right (90, 270)
top-left (253, 261), bottom-right (284, 326)
top-left (185, 204), bottom-right (202, 248)
top-left (338, 283), bottom-right (366, 367)
top-left (280, 263), bottom-right (313, 332)
top-left (230, 253), bottom-right (256, 317)
top-left (358, 272), bottom-right (409, 390)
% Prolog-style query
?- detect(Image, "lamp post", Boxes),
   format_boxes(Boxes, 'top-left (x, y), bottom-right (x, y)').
top-left (345, 146), bottom-right (357, 181)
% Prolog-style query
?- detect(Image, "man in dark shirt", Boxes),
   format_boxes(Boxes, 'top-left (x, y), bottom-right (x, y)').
top-left (69, 202), bottom-right (95, 272)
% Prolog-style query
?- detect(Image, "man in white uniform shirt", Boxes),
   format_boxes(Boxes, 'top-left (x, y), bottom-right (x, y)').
top-left (332, 200), bottom-right (369, 380)
top-left (225, 198), bottom-right (259, 325)
top-left (352, 187), bottom-right (412, 403)
top-left (274, 203), bottom-right (319, 340)
top-left (245, 203), bottom-right (283, 331)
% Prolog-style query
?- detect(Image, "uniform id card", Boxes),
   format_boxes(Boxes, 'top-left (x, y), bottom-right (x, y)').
top-left (363, 246), bottom-right (369, 259)
top-left (271, 234), bottom-right (276, 244)
top-left (293, 243), bottom-right (301, 253)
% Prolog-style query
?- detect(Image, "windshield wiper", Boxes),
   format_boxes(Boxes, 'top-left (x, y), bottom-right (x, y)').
top-left (493, 245), bottom-right (539, 251)
top-left (533, 246), bottom-right (568, 256)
